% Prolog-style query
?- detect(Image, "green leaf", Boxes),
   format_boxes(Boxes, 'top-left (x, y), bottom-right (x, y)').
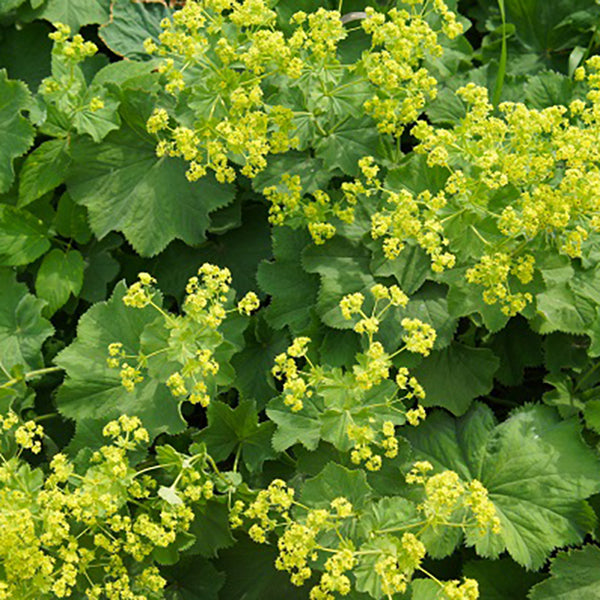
top-left (18, 139), bottom-right (72, 208)
top-left (486, 317), bottom-right (543, 386)
top-left (396, 282), bottom-right (458, 351)
top-left (252, 151), bottom-right (332, 195)
top-left (318, 328), bottom-right (361, 368)
top-left (0, 268), bottom-right (53, 381)
top-left (425, 87), bottom-right (467, 124)
top-left (231, 317), bottom-right (289, 408)
top-left (99, 0), bottom-right (171, 60)
top-left (412, 342), bottom-right (500, 416)
top-left (300, 462), bottom-right (373, 510)
top-left (492, 0), bottom-right (507, 105)
top-left (370, 243), bottom-right (430, 295)
top-left (55, 281), bottom-right (186, 443)
top-left (36, 0), bottom-right (110, 31)
top-left (410, 579), bottom-right (439, 599)
top-left (0, 205), bottom-right (51, 267)
top-left (72, 88), bottom-right (121, 142)
top-left (355, 535), bottom-right (411, 599)
top-left (152, 204), bottom-right (272, 302)
top-left (302, 235), bottom-right (375, 329)
top-left (0, 0), bottom-right (28, 16)
top-left (187, 500), bottom-right (236, 558)
top-left (35, 249), bottom-right (85, 316)
top-left (306, 69), bottom-right (372, 119)
top-left (504, 0), bottom-right (599, 59)
top-left (403, 403), bottom-right (600, 569)
top-left (66, 92), bottom-right (235, 256)
top-left (216, 535), bottom-right (309, 600)
top-left (358, 496), bottom-right (419, 538)
top-left (197, 400), bottom-right (277, 472)
top-left (443, 267), bottom-right (510, 333)
top-left (79, 244), bottom-right (119, 303)
top-left (0, 22), bottom-right (53, 90)
top-left (162, 556), bottom-right (224, 600)
top-left (584, 399), bottom-right (600, 434)
top-left (543, 332), bottom-right (588, 373)
top-left (267, 395), bottom-right (322, 452)
top-left (385, 153), bottom-right (448, 196)
top-left (54, 192), bottom-right (92, 245)
top-left (534, 283), bottom-right (596, 335)
top-left (0, 70), bottom-right (35, 193)
top-left (257, 227), bottom-right (319, 333)
top-left (524, 70), bottom-right (577, 108)
top-left (314, 116), bottom-right (380, 175)
top-left (463, 557), bottom-right (545, 600)
top-left (529, 544), bottom-right (600, 600)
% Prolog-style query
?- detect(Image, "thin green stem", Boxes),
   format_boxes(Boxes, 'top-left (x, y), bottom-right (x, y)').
top-left (492, 0), bottom-right (508, 106)
top-left (0, 366), bottom-right (64, 390)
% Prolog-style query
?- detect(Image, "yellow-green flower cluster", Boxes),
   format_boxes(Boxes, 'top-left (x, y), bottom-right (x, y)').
top-left (290, 8), bottom-right (347, 60)
top-left (48, 22), bottom-right (98, 62)
top-left (237, 291), bottom-right (261, 315)
top-left (347, 419), bottom-right (400, 471)
top-left (406, 59), bottom-right (600, 310)
top-left (361, 2), bottom-right (462, 136)
top-left (339, 283), bottom-right (409, 343)
top-left (443, 578), bottom-right (480, 600)
top-left (145, 0), bottom-right (303, 183)
top-left (465, 253), bottom-right (534, 316)
top-left (40, 23), bottom-right (108, 121)
top-left (374, 532), bottom-right (426, 595)
top-left (14, 420), bottom-right (44, 454)
top-left (346, 155), bottom-right (458, 271)
top-left (239, 480), bottom-right (358, 593)
top-left (401, 318), bottom-right (437, 356)
top-left (0, 413), bottom-right (215, 599)
top-left (406, 461), bottom-right (501, 535)
top-left (272, 286), bottom-right (431, 471)
top-left (340, 285), bottom-right (435, 357)
top-left (272, 336), bottom-right (314, 412)
top-left (271, 331), bottom-right (417, 471)
top-left (238, 468), bottom-right (491, 600)
top-left (264, 175), bottom-right (355, 245)
top-left (123, 272), bottom-right (157, 309)
top-left (110, 265), bottom-right (257, 407)
top-left (147, 0), bottom-right (460, 211)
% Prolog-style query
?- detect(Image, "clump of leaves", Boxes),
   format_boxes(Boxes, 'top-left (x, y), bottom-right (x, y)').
top-left (1, 1), bottom-right (600, 598)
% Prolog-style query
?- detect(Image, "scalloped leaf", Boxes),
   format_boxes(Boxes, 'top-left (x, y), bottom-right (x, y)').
top-left (528, 544), bottom-right (600, 599)
top-left (403, 403), bottom-right (600, 569)
top-left (55, 281), bottom-right (186, 443)
top-left (412, 342), bottom-right (500, 416)
top-left (0, 70), bottom-right (35, 193)
top-left (0, 205), bottom-right (51, 267)
top-left (0, 268), bottom-right (53, 383)
top-left (257, 227), bottom-right (319, 333)
top-left (66, 90), bottom-right (235, 256)
top-left (196, 400), bottom-right (277, 472)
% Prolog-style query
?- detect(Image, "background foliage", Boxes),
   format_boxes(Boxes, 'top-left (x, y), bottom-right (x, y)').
top-left (2, 0), bottom-right (600, 598)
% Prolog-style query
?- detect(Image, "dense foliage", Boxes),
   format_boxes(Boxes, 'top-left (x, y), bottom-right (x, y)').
top-left (1, 0), bottom-right (600, 598)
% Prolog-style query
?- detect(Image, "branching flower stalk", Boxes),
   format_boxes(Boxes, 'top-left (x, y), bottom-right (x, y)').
top-left (0, 414), bottom-right (220, 599)
top-left (272, 284), bottom-right (435, 471)
top-left (107, 265), bottom-right (259, 407)
top-left (144, 0), bottom-right (462, 191)
top-left (234, 469), bottom-right (500, 600)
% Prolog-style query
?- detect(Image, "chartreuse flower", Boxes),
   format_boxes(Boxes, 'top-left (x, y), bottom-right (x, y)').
top-left (145, 0), bottom-right (461, 246)
top-left (271, 284), bottom-right (432, 471)
top-left (0, 412), bottom-right (223, 598)
top-left (236, 462), bottom-right (499, 599)
top-left (108, 264), bottom-right (257, 407)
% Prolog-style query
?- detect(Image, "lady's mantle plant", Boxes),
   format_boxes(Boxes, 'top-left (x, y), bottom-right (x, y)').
top-left (1, 0), bottom-right (600, 599)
